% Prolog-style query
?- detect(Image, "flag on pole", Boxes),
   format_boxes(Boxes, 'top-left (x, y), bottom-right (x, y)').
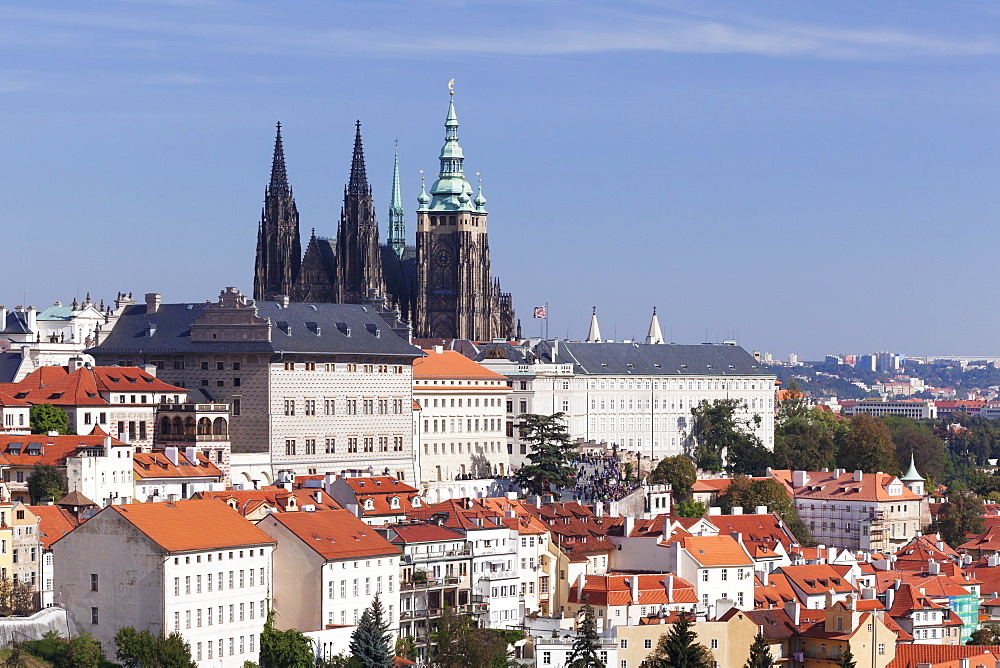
top-left (533, 305), bottom-right (548, 319)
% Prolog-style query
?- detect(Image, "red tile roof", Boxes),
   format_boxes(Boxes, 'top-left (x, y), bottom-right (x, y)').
top-left (29, 504), bottom-right (79, 549)
top-left (89, 499), bottom-right (275, 552)
top-left (266, 509), bottom-right (401, 560)
top-left (770, 468), bottom-right (921, 502)
top-left (0, 434), bottom-right (126, 467)
top-left (567, 573), bottom-right (698, 607)
top-left (0, 391), bottom-right (27, 407)
top-left (412, 350), bottom-right (506, 381)
top-left (194, 487), bottom-right (342, 515)
top-left (778, 564), bottom-right (857, 595)
top-left (888, 645), bottom-right (1000, 668)
top-left (387, 523), bottom-right (467, 544)
top-left (3, 366), bottom-right (184, 406)
top-left (681, 535), bottom-right (753, 567)
top-left (133, 451), bottom-right (223, 479)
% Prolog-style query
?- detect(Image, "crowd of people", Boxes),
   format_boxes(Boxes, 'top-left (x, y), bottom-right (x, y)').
top-left (570, 452), bottom-right (639, 502)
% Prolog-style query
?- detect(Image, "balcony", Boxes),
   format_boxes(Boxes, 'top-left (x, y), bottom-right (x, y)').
top-left (480, 569), bottom-right (517, 581)
top-left (400, 576), bottom-right (464, 591)
top-left (402, 549), bottom-right (471, 564)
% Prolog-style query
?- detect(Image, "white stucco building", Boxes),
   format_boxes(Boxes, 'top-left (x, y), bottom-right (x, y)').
top-left (53, 499), bottom-right (275, 667)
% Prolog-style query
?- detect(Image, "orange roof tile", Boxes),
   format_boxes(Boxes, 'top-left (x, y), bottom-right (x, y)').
top-left (194, 488), bottom-right (342, 515)
top-left (888, 645), bottom-right (1000, 668)
top-left (567, 573), bottom-right (698, 607)
top-left (266, 509), bottom-right (401, 560)
top-left (412, 350), bottom-right (505, 381)
top-left (0, 391), bottom-right (27, 407)
top-left (29, 504), bottom-right (79, 549)
top-left (681, 535), bottom-right (753, 566)
top-left (9, 366), bottom-right (184, 407)
top-left (93, 499), bottom-right (275, 552)
top-left (0, 434), bottom-right (125, 467)
top-left (778, 564), bottom-right (857, 595)
top-left (769, 468), bottom-right (922, 502)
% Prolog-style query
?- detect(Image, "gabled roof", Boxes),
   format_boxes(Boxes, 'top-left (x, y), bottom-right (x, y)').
top-left (57, 490), bottom-right (97, 508)
top-left (4, 366), bottom-right (184, 406)
top-left (30, 504), bottom-right (79, 549)
top-left (77, 499), bottom-right (276, 553)
top-left (711, 513), bottom-right (797, 550)
top-left (742, 608), bottom-right (798, 639)
top-left (0, 434), bottom-right (126, 468)
top-left (888, 645), bottom-right (1000, 668)
top-left (134, 451), bottom-right (223, 480)
top-left (265, 509), bottom-right (401, 560)
top-left (960, 524), bottom-right (1000, 552)
top-left (770, 468), bottom-right (922, 502)
top-left (680, 535), bottom-right (753, 567)
top-left (567, 573), bottom-right (698, 607)
top-left (412, 349), bottom-right (505, 381)
top-left (778, 564), bottom-right (857, 596)
top-left (194, 487), bottom-right (342, 515)
top-left (0, 391), bottom-right (27, 407)
top-left (386, 523), bottom-right (467, 544)
top-left (754, 572), bottom-right (798, 608)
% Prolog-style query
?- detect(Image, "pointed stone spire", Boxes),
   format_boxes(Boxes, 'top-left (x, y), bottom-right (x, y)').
top-left (388, 142), bottom-right (406, 258)
top-left (269, 122), bottom-right (290, 196)
top-left (646, 307), bottom-right (664, 345)
top-left (586, 307), bottom-right (602, 343)
top-left (348, 120), bottom-right (369, 196)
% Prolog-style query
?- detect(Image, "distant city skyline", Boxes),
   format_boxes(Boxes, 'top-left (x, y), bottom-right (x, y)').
top-left (5, 2), bottom-right (1000, 359)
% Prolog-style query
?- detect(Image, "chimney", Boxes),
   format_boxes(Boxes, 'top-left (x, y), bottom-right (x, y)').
top-left (184, 446), bottom-right (198, 465)
top-left (0, 306), bottom-right (6, 329)
top-left (434, 345), bottom-right (443, 354)
top-left (928, 559), bottom-right (940, 575)
top-left (314, 490), bottom-right (323, 505)
top-left (828, 547), bottom-right (837, 563)
top-left (708, 506), bottom-right (722, 516)
top-left (624, 516), bottom-right (635, 536)
top-left (861, 587), bottom-right (875, 600)
top-left (276, 295), bottom-right (290, 308)
top-left (26, 306), bottom-right (37, 333)
top-left (577, 574), bottom-right (586, 599)
top-left (759, 568), bottom-right (769, 586)
top-left (988, 554), bottom-right (999, 568)
top-left (144, 293), bottom-right (161, 314)
top-left (731, 532), bottom-right (743, 547)
top-left (552, 338), bottom-right (559, 363)
top-left (608, 501), bottom-right (620, 516)
top-left (784, 599), bottom-right (801, 626)
top-left (936, 540), bottom-right (945, 551)
top-left (885, 587), bottom-right (895, 611)
top-left (630, 576), bottom-right (639, 603)
top-left (834, 468), bottom-right (844, 477)
top-left (594, 501), bottom-right (604, 517)
top-left (165, 446), bottom-right (179, 467)
top-left (755, 505), bottom-right (768, 515)
top-left (963, 554), bottom-right (973, 565)
top-left (665, 574), bottom-right (674, 601)
top-left (534, 495), bottom-right (542, 507)
top-left (959, 659), bottom-right (969, 668)
top-left (732, 506), bottom-right (743, 515)
top-left (104, 435), bottom-right (112, 449)
top-left (792, 470), bottom-right (808, 488)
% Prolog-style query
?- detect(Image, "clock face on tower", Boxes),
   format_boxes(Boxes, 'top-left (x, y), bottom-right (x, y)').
top-left (435, 248), bottom-right (451, 268)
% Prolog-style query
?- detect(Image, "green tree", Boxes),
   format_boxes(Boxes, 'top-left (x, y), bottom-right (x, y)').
top-left (29, 404), bottom-right (72, 435)
top-left (349, 594), bottom-right (393, 668)
top-left (27, 464), bottom-right (67, 503)
top-left (513, 413), bottom-right (576, 496)
top-left (114, 627), bottom-right (196, 668)
top-left (691, 399), bottom-right (770, 475)
top-left (883, 417), bottom-right (948, 484)
top-left (673, 500), bottom-right (706, 518)
top-left (431, 608), bottom-right (515, 668)
top-left (743, 631), bottom-right (772, 668)
top-left (718, 477), bottom-right (812, 546)
top-left (566, 604), bottom-right (603, 668)
top-left (836, 414), bottom-right (899, 476)
top-left (835, 644), bottom-right (856, 668)
top-left (648, 612), bottom-right (713, 668)
top-left (773, 406), bottom-right (837, 472)
top-left (936, 491), bottom-right (985, 548)
top-left (259, 611), bottom-right (314, 668)
top-left (63, 633), bottom-right (103, 668)
top-left (967, 623), bottom-right (1000, 645)
top-left (650, 456), bottom-right (697, 501)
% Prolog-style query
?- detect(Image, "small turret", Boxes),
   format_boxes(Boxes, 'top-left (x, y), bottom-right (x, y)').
top-left (646, 307), bottom-right (664, 345)
top-left (902, 454), bottom-right (924, 496)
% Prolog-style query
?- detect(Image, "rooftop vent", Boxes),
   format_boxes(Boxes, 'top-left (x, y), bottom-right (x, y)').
top-left (336, 322), bottom-right (350, 336)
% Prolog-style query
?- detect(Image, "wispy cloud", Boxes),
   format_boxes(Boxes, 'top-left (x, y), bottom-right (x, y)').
top-left (0, 3), bottom-right (995, 63)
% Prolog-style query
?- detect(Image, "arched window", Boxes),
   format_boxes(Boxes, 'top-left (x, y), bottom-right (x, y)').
top-left (197, 418), bottom-right (212, 435)
top-left (184, 417), bottom-right (196, 437)
top-left (160, 417), bottom-right (171, 435)
top-left (212, 417), bottom-right (228, 436)
top-left (172, 417), bottom-right (183, 435)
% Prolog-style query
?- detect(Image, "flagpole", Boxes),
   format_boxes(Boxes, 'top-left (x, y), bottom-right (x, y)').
top-left (545, 301), bottom-right (549, 340)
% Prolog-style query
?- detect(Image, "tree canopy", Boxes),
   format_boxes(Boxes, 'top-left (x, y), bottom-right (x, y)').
top-left (27, 464), bottom-right (67, 504)
top-left (431, 608), bottom-right (518, 668)
top-left (836, 414), bottom-right (899, 476)
top-left (114, 627), bottom-right (196, 668)
top-left (259, 611), bottom-right (314, 668)
top-left (691, 399), bottom-right (770, 475)
top-left (29, 404), bottom-right (72, 435)
top-left (935, 491), bottom-right (985, 548)
top-left (718, 477), bottom-right (812, 546)
top-left (743, 631), bottom-right (772, 668)
top-left (348, 594), bottom-right (393, 668)
top-left (647, 612), bottom-right (713, 668)
top-left (513, 413), bottom-right (576, 496)
top-left (566, 604), bottom-right (603, 668)
top-left (650, 456), bottom-right (697, 500)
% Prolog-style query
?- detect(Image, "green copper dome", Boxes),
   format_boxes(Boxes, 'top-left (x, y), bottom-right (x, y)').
top-left (901, 454), bottom-right (923, 482)
top-left (427, 96), bottom-right (475, 213)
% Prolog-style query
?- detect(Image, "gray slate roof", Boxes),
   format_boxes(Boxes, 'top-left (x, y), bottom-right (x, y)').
top-left (534, 341), bottom-right (772, 377)
top-left (88, 301), bottom-right (422, 359)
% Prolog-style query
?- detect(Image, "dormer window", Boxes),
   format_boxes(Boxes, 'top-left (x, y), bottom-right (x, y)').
top-left (364, 499), bottom-right (375, 511)
top-left (389, 497), bottom-right (400, 509)
top-left (412, 498), bottom-right (421, 507)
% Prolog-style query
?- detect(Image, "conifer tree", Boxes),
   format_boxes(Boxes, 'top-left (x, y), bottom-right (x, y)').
top-left (513, 413), bottom-right (576, 496)
top-left (349, 593), bottom-right (394, 668)
top-left (649, 612), bottom-right (714, 668)
top-left (566, 604), bottom-right (603, 667)
top-left (835, 645), bottom-right (856, 668)
top-left (743, 631), bottom-right (772, 668)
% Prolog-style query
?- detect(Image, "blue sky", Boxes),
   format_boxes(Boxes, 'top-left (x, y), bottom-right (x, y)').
top-left (4, 1), bottom-right (1000, 360)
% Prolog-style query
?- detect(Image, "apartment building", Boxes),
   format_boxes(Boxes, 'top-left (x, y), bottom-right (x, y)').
top-left (53, 499), bottom-right (275, 667)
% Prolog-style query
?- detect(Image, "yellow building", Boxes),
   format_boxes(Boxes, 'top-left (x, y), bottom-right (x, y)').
top-left (613, 610), bottom-right (759, 668)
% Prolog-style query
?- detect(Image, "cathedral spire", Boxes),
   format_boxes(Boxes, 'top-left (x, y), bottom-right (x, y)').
top-left (428, 89), bottom-right (474, 212)
top-left (348, 120), bottom-right (369, 196)
top-left (586, 307), bottom-right (602, 343)
top-left (269, 122), bottom-right (290, 197)
top-left (388, 143), bottom-right (406, 258)
top-left (646, 307), bottom-right (664, 345)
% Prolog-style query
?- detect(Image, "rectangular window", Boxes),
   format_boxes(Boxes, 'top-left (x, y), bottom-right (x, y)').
top-left (285, 439), bottom-right (296, 456)
top-left (91, 574), bottom-right (98, 592)
top-left (325, 438), bottom-right (336, 454)
top-left (347, 400), bottom-right (357, 415)
top-left (232, 397), bottom-right (241, 416)
top-left (305, 439), bottom-right (316, 454)
top-left (284, 399), bottom-right (295, 416)
top-left (305, 399), bottom-right (316, 416)
top-left (91, 607), bottom-right (99, 625)
top-left (325, 399), bottom-right (336, 415)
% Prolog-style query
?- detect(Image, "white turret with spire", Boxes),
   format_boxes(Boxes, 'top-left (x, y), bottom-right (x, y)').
top-left (646, 307), bottom-right (664, 345)
top-left (586, 307), bottom-right (602, 343)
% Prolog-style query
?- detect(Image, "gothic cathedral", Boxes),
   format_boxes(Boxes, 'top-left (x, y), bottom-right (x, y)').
top-left (253, 94), bottom-right (516, 341)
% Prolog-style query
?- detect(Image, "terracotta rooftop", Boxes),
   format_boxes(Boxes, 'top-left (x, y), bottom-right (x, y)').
top-left (89, 499), bottom-right (275, 552)
top-left (680, 535), bottom-right (753, 567)
top-left (29, 504), bottom-right (79, 549)
top-left (769, 468), bottom-right (922, 502)
top-left (133, 451), bottom-right (223, 479)
top-left (412, 350), bottom-right (506, 381)
top-left (0, 434), bottom-right (126, 468)
top-left (266, 509), bottom-right (401, 560)
top-left (888, 644), bottom-right (1000, 668)
top-left (567, 573), bottom-right (698, 607)
top-left (194, 487), bottom-right (342, 515)
top-left (4, 366), bottom-right (184, 406)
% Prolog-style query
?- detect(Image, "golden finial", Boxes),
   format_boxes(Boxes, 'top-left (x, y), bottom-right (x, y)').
top-left (420, 169), bottom-right (425, 181)
top-left (476, 171), bottom-right (482, 183)
top-left (448, 78), bottom-right (455, 96)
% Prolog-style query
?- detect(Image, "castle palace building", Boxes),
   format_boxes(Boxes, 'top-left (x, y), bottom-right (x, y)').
top-left (253, 94), bottom-right (516, 341)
